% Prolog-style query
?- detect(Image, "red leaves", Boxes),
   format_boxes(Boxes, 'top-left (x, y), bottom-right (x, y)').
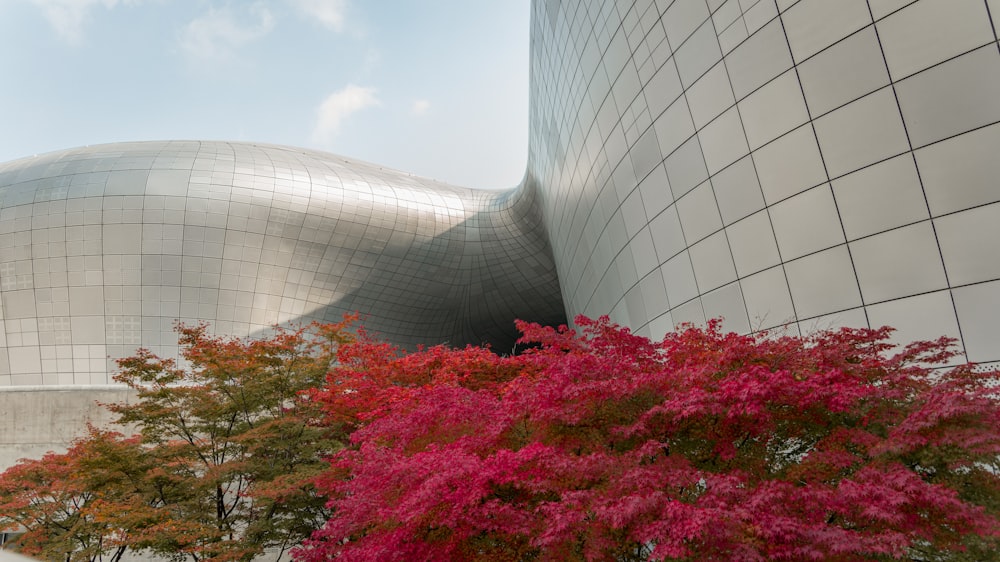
top-left (298, 316), bottom-right (1000, 561)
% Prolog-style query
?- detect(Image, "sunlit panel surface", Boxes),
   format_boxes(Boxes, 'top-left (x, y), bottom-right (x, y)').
top-left (0, 141), bottom-right (564, 385)
top-left (526, 0), bottom-right (1000, 364)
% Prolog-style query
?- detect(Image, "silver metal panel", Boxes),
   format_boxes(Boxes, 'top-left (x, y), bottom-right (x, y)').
top-left (527, 0), bottom-right (1000, 362)
top-left (0, 142), bottom-right (565, 384)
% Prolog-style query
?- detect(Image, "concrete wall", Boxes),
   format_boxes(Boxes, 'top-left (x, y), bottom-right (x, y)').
top-left (0, 386), bottom-right (134, 470)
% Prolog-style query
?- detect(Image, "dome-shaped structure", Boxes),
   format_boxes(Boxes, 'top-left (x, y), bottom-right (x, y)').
top-left (0, 141), bottom-right (565, 386)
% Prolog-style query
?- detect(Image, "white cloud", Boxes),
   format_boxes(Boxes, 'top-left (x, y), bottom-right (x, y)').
top-left (30, 0), bottom-right (137, 44)
top-left (287, 0), bottom-right (347, 32)
top-left (411, 99), bottom-right (430, 116)
top-left (312, 84), bottom-right (379, 144)
top-left (178, 3), bottom-right (275, 62)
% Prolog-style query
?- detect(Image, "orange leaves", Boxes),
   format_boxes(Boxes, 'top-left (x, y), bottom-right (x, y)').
top-left (0, 317), bottom-right (356, 561)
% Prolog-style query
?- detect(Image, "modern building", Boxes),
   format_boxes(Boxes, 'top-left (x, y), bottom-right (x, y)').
top-left (2, 0), bottom-right (999, 465)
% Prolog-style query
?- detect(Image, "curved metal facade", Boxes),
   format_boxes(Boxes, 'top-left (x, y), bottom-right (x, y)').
top-left (1, 0), bottom-right (1000, 391)
top-left (0, 141), bottom-right (564, 385)
top-left (526, 0), bottom-right (1000, 365)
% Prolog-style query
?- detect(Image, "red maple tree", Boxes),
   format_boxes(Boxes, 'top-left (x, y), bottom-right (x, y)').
top-left (297, 317), bottom-right (1000, 561)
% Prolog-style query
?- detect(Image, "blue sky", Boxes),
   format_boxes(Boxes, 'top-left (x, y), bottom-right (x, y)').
top-left (0, 1), bottom-right (530, 189)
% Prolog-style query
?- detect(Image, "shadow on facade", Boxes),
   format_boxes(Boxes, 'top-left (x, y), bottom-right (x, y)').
top-left (288, 179), bottom-right (566, 353)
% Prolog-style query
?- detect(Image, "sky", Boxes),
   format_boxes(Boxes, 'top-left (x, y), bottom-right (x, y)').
top-left (0, 0), bottom-right (530, 189)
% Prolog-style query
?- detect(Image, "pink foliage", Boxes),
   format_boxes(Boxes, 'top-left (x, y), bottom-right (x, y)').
top-left (297, 317), bottom-right (1000, 561)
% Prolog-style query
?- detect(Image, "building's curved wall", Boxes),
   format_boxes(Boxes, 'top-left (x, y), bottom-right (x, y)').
top-left (527, 0), bottom-right (1000, 363)
top-left (3, 1), bottom-right (1000, 466)
top-left (0, 141), bottom-right (564, 386)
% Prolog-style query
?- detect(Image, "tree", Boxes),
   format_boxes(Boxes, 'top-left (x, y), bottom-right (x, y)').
top-left (0, 428), bottom-right (140, 562)
top-left (0, 317), bottom-right (355, 561)
top-left (297, 316), bottom-right (1000, 561)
